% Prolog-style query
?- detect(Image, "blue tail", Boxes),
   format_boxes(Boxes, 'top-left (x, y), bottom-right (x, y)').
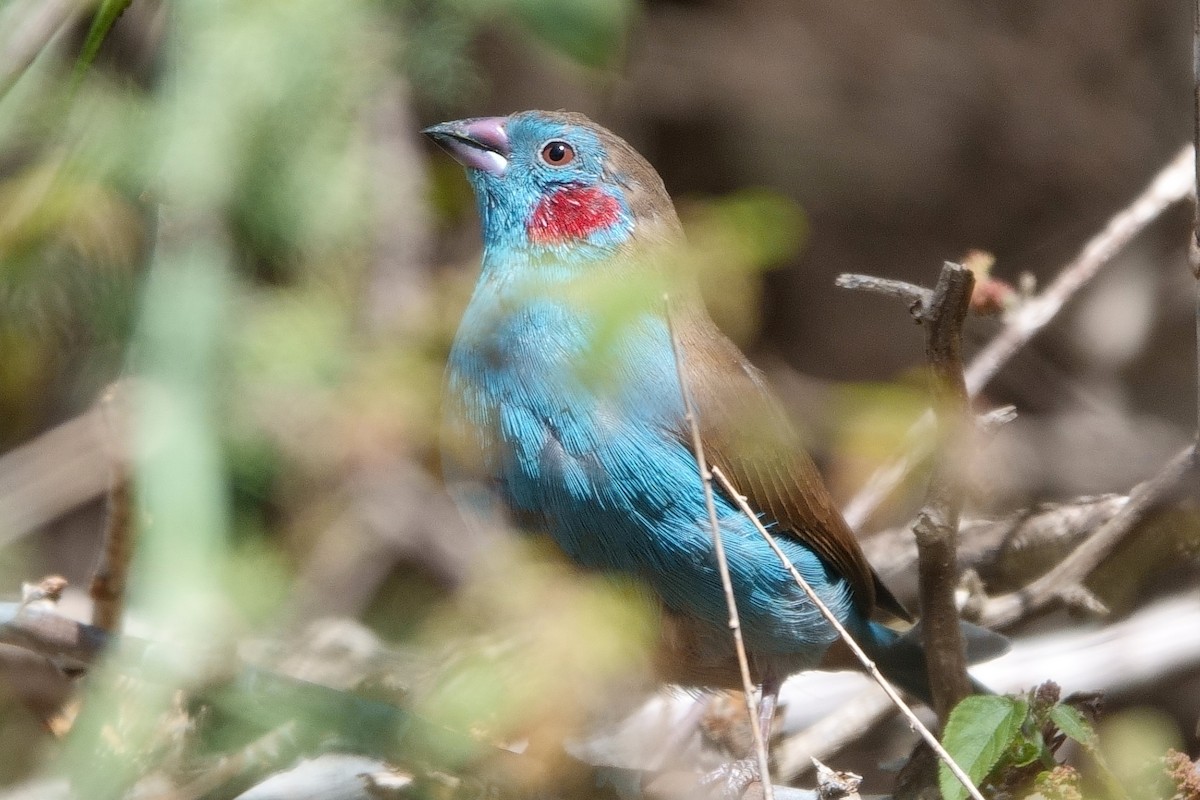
top-left (860, 621), bottom-right (1009, 704)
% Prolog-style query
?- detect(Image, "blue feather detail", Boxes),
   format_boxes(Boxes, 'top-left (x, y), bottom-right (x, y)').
top-left (447, 274), bottom-right (857, 666)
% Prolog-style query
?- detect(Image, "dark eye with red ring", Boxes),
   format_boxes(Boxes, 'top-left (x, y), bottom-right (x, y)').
top-left (540, 141), bottom-right (575, 167)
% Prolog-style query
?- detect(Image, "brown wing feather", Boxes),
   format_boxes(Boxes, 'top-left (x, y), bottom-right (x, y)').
top-left (674, 309), bottom-right (913, 623)
top-left (556, 110), bottom-right (911, 622)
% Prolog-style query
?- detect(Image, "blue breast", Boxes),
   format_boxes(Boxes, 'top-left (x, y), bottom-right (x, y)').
top-left (444, 275), bottom-right (859, 663)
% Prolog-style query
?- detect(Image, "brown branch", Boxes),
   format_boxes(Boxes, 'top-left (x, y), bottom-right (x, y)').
top-left (976, 442), bottom-right (1198, 629)
top-left (0, 603), bottom-right (109, 669)
top-left (754, 589), bottom-right (1200, 785)
top-left (911, 262), bottom-right (975, 719)
top-left (1193, 0), bottom-right (1200, 440)
top-left (840, 263), bottom-right (977, 718)
top-left (833, 274), bottom-right (928, 316)
top-left (863, 493), bottom-right (1130, 600)
top-left (89, 382), bottom-right (136, 632)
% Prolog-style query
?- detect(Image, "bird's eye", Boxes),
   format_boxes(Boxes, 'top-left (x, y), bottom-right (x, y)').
top-left (540, 141), bottom-right (575, 167)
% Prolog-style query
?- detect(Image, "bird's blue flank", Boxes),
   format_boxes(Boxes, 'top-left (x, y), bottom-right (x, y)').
top-left (449, 288), bottom-right (855, 661)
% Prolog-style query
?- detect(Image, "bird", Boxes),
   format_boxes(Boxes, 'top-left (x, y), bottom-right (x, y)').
top-left (423, 110), bottom-right (1002, 750)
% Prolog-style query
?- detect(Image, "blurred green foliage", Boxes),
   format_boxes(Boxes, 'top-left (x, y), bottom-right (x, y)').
top-left (0, 0), bottom-right (674, 793)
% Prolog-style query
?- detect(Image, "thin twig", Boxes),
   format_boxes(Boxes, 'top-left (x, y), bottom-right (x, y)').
top-left (977, 442), bottom-right (1198, 628)
top-left (1192, 0), bottom-right (1200, 438)
top-left (863, 493), bottom-right (1131, 599)
top-left (664, 295), bottom-right (774, 800)
top-left (837, 264), bottom-right (978, 718)
top-left (0, 603), bottom-right (109, 669)
top-left (911, 262), bottom-right (975, 720)
top-left (90, 383), bottom-right (135, 632)
top-left (709, 465), bottom-right (986, 800)
top-left (841, 146), bottom-right (1196, 531)
top-left (833, 274), bottom-right (929, 317)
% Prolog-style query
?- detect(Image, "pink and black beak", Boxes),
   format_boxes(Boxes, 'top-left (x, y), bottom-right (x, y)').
top-left (422, 117), bottom-right (510, 177)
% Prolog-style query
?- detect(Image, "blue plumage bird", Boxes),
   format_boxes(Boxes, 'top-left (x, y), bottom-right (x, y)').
top-left (424, 111), bottom-right (1000, 733)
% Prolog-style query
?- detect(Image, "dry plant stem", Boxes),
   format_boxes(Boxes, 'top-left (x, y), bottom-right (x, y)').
top-left (665, 295), bottom-right (774, 800)
top-left (0, 604), bottom-right (108, 668)
top-left (978, 441), bottom-right (1199, 628)
top-left (90, 385), bottom-right (134, 632)
top-left (841, 145), bottom-right (1196, 530)
top-left (833, 274), bottom-right (929, 315)
top-left (836, 265), bottom-right (977, 717)
top-left (709, 465), bottom-right (986, 800)
top-left (1193, 0), bottom-right (1200, 436)
top-left (911, 262), bottom-right (975, 720)
top-left (91, 493), bottom-right (131, 631)
top-left (865, 493), bottom-right (1130, 597)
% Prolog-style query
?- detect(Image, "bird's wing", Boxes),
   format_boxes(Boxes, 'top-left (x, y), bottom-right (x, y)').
top-left (672, 312), bottom-right (913, 623)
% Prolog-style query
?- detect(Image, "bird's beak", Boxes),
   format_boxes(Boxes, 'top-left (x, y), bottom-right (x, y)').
top-left (422, 117), bottom-right (510, 177)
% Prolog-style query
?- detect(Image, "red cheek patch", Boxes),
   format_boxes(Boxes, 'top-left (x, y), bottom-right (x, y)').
top-left (528, 186), bottom-right (623, 244)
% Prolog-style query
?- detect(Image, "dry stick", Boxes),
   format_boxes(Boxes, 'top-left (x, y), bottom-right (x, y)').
top-left (977, 441), bottom-right (1198, 629)
top-left (910, 263), bottom-right (975, 720)
top-left (834, 266), bottom-right (978, 717)
top-left (90, 384), bottom-right (134, 632)
top-left (1192, 0), bottom-right (1200, 439)
top-left (864, 493), bottom-right (1130, 598)
top-left (664, 296), bottom-right (774, 800)
top-left (709, 465), bottom-right (985, 800)
top-left (841, 145), bottom-right (1196, 530)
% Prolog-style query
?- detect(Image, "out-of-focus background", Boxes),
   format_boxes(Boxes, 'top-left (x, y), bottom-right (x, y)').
top-left (0, 0), bottom-right (1197, 796)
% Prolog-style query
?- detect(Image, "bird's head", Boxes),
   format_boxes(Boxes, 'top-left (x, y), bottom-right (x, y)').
top-left (424, 111), bottom-right (682, 265)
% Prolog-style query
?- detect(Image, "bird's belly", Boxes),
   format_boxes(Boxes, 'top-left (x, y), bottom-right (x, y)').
top-left (445, 303), bottom-right (851, 665)
top-left (452, 381), bottom-right (849, 659)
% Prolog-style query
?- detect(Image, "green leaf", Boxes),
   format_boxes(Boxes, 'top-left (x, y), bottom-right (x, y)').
top-left (1049, 704), bottom-right (1098, 749)
top-left (939, 695), bottom-right (1029, 800)
top-left (1009, 733), bottom-right (1044, 768)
